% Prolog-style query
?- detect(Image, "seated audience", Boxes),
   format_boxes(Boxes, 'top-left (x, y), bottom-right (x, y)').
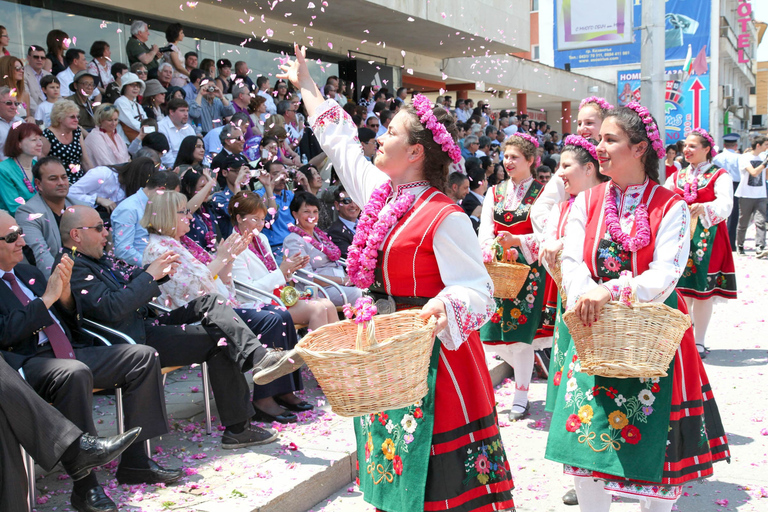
top-left (183, 68), bottom-right (203, 102)
top-left (295, 163), bottom-right (331, 228)
top-left (158, 98), bottom-right (195, 168)
top-left (111, 170), bottom-right (179, 266)
top-left (82, 103), bottom-right (131, 166)
top-left (102, 62), bottom-right (128, 105)
top-left (157, 62), bottom-right (174, 90)
top-left (34, 75), bottom-right (61, 127)
top-left (63, 204), bottom-right (286, 447)
top-left (87, 40), bottom-right (112, 95)
top-left (180, 167), bottom-right (219, 251)
top-left (41, 99), bottom-right (91, 183)
top-left (283, 191), bottom-right (362, 307)
top-left (326, 187), bottom-right (360, 259)
top-left (229, 191), bottom-right (337, 331)
top-left (69, 69), bottom-right (99, 131)
top-left (69, 157), bottom-right (156, 219)
top-left (211, 150), bottom-right (252, 237)
top-left (141, 79), bottom-right (167, 121)
top-left (141, 191), bottom-right (307, 423)
top-left (57, 48), bottom-right (90, 100)
top-left (536, 164), bottom-right (552, 184)
top-left (0, 210), bottom-right (182, 505)
top-left (0, 56), bottom-right (31, 119)
top-left (173, 134), bottom-right (206, 173)
top-left (0, 86), bottom-right (23, 160)
top-left (462, 167), bottom-right (487, 233)
top-left (114, 72), bottom-right (147, 143)
top-left (46, 29), bottom-right (69, 76)
top-left (214, 58), bottom-right (233, 95)
top-left (446, 171), bottom-right (469, 204)
top-left (231, 82), bottom-right (256, 140)
top-left (358, 127), bottom-right (377, 161)
top-left (256, 160), bottom-right (294, 258)
top-left (189, 78), bottom-right (235, 135)
top-left (24, 44), bottom-right (51, 115)
top-left (15, 157), bottom-right (86, 275)
top-left (0, 123), bottom-right (44, 213)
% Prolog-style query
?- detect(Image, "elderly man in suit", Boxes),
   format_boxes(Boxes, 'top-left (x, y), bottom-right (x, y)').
top-left (24, 45), bottom-right (50, 115)
top-left (0, 355), bottom-right (141, 510)
top-left (0, 210), bottom-right (182, 512)
top-left (15, 157), bottom-right (86, 277)
top-left (326, 187), bottom-right (359, 259)
top-left (60, 205), bottom-right (300, 449)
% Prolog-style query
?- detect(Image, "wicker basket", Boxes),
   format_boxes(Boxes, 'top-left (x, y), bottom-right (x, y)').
top-left (689, 211), bottom-right (699, 238)
top-left (548, 251), bottom-right (567, 303)
top-left (295, 310), bottom-right (436, 417)
top-left (485, 260), bottom-right (531, 299)
top-left (562, 301), bottom-right (691, 379)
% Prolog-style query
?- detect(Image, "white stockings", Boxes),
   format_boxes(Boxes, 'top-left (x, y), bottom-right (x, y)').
top-left (685, 297), bottom-right (714, 351)
top-left (493, 343), bottom-right (534, 413)
top-left (573, 477), bottom-right (678, 512)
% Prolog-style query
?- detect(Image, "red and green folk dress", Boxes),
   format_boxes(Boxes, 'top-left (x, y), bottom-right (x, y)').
top-left (309, 98), bottom-right (515, 512)
top-left (478, 177), bottom-right (556, 345)
top-left (544, 180), bottom-right (730, 501)
top-left (663, 163), bottom-right (737, 301)
top-left (540, 196), bottom-right (576, 412)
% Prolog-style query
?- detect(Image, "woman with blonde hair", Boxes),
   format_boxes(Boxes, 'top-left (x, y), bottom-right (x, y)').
top-left (83, 104), bottom-right (131, 167)
top-left (0, 55), bottom-right (31, 118)
top-left (42, 99), bottom-right (91, 183)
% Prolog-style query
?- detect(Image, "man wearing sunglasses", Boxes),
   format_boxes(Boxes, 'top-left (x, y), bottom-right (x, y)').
top-left (0, 210), bottom-right (175, 511)
top-left (0, 85), bottom-right (23, 161)
top-left (24, 44), bottom-right (50, 114)
top-left (16, 157), bottom-right (86, 277)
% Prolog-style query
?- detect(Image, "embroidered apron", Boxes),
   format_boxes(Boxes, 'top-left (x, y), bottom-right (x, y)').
top-left (545, 293), bottom-right (570, 412)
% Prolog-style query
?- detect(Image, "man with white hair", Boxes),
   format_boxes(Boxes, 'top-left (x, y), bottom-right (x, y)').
top-left (502, 115), bottom-right (518, 136)
top-left (126, 20), bottom-right (161, 73)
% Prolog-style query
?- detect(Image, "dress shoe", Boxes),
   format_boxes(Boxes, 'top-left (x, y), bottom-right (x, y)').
top-left (252, 405), bottom-right (298, 424)
top-left (63, 427), bottom-right (142, 481)
top-left (252, 348), bottom-right (305, 385)
top-left (116, 459), bottom-right (183, 485)
top-left (508, 402), bottom-right (530, 422)
top-left (222, 426), bottom-right (278, 449)
top-left (274, 395), bottom-right (314, 412)
top-left (696, 343), bottom-right (709, 360)
top-left (71, 485), bottom-right (117, 512)
top-left (737, 246), bottom-right (745, 255)
top-left (562, 488), bottom-right (578, 506)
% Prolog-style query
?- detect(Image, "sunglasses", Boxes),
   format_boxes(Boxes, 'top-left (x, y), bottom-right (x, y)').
top-left (77, 224), bottom-right (105, 232)
top-left (177, 209), bottom-right (191, 215)
top-left (339, 198), bottom-right (353, 205)
top-left (2, 101), bottom-right (20, 107)
top-left (30, 55), bottom-right (45, 60)
top-left (0, 227), bottom-right (23, 243)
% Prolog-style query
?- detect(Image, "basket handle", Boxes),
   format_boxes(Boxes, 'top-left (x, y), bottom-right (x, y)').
top-left (354, 320), bottom-right (378, 351)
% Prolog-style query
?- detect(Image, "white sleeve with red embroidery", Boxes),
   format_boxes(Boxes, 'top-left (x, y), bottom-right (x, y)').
top-left (308, 99), bottom-right (388, 207)
top-left (562, 196), bottom-right (691, 304)
top-left (433, 212), bottom-right (495, 350)
top-left (700, 173), bottom-right (733, 229)
top-left (538, 202), bottom-right (564, 273)
top-left (531, 174), bottom-right (568, 238)
top-left (477, 186), bottom-right (497, 248)
top-left (517, 233), bottom-right (540, 263)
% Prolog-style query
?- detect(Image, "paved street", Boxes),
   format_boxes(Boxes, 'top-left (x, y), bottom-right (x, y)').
top-left (33, 247), bottom-right (767, 512)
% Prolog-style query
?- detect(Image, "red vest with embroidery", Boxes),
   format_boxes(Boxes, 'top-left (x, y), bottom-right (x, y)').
top-left (668, 165), bottom-right (727, 205)
top-left (376, 188), bottom-right (463, 298)
top-left (582, 181), bottom-right (684, 280)
top-left (490, 179), bottom-right (542, 237)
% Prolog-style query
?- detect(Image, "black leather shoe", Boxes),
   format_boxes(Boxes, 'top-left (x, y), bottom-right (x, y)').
top-left (252, 348), bottom-right (305, 385)
top-left (508, 402), bottom-right (530, 421)
top-left (71, 485), bottom-right (117, 512)
top-left (63, 427), bottom-right (142, 481)
top-left (274, 396), bottom-right (314, 412)
top-left (562, 488), bottom-right (578, 506)
top-left (116, 459), bottom-right (183, 485)
top-left (252, 405), bottom-right (298, 424)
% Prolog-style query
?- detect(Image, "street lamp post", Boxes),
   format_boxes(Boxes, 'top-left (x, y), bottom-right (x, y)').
top-left (640, 0), bottom-right (667, 181)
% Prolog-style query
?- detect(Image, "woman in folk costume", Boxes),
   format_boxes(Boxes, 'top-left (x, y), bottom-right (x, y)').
top-left (538, 135), bottom-right (607, 412)
top-left (545, 104), bottom-right (730, 512)
top-left (663, 128), bottom-right (737, 358)
top-left (278, 44), bottom-right (515, 512)
top-left (478, 132), bottom-right (555, 421)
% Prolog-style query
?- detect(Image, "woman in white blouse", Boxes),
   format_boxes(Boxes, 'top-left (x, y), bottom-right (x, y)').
top-left (82, 104), bottom-right (131, 167)
top-left (68, 156), bottom-right (156, 215)
top-left (113, 72), bottom-right (147, 143)
top-left (229, 191), bottom-right (338, 330)
top-left (282, 191), bottom-right (362, 307)
top-left (141, 191), bottom-right (312, 424)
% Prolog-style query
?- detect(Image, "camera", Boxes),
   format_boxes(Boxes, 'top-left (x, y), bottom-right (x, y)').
top-left (158, 45), bottom-right (173, 54)
top-left (207, 86), bottom-right (216, 92)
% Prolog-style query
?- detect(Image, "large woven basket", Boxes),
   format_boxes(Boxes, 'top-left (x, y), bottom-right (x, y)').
top-left (548, 251), bottom-right (567, 303)
top-left (485, 260), bottom-right (531, 299)
top-left (562, 301), bottom-right (691, 379)
top-left (296, 310), bottom-right (436, 417)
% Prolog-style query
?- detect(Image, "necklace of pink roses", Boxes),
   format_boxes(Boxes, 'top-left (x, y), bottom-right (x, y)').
top-left (235, 225), bottom-right (277, 271)
top-left (14, 158), bottom-right (35, 194)
top-left (288, 224), bottom-right (341, 262)
top-left (603, 187), bottom-right (651, 253)
top-left (682, 166), bottom-right (704, 204)
top-left (347, 181), bottom-right (415, 289)
top-left (180, 235), bottom-right (213, 265)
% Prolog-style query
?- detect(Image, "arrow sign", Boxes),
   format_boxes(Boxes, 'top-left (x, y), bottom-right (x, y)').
top-left (688, 78), bottom-right (706, 129)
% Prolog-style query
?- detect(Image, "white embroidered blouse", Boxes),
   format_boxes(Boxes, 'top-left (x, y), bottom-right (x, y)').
top-left (561, 180), bottom-right (691, 304)
top-left (477, 177), bottom-right (540, 263)
top-left (663, 162), bottom-right (733, 229)
top-left (308, 99), bottom-right (494, 350)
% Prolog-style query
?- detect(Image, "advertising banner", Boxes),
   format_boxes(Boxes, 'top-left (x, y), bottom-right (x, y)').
top-left (556, 0), bottom-right (634, 51)
top-left (554, 0), bottom-right (711, 69)
top-left (617, 67), bottom-right (710, 145)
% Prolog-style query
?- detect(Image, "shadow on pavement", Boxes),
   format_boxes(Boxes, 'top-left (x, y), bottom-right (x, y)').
top-left (703, 349), bottom-right (768, 367)
top-left (722, 432), bottom-right (753, 446)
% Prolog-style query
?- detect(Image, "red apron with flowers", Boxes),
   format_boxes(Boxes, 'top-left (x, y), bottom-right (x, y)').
top-left (668, 166), bottom-right (737, 300)
top-left (357, 187), bottom-right (515, 512)
top-left (545, 182), bottom-right (730, 491)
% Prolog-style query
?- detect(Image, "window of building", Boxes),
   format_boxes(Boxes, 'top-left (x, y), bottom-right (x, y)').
top-left (532, 45), bottom-right (540, 61)
top-left (531, 0), bottom-right (539, 12)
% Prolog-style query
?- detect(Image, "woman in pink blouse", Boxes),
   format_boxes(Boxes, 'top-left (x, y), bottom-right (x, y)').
top-left (82, 104), bottom-right (131, 167)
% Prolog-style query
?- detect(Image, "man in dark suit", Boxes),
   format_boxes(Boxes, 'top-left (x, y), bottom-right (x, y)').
top-left (0, 354), bottom-right (141, 510)
top-left (461, 167), bottom-right (488, 234)
top-left (0, 210), bottom-right (180, 512)
top-left (61, 206), bottom-right (302, 445)
top-left (327, 187), bottom-right (360, 259)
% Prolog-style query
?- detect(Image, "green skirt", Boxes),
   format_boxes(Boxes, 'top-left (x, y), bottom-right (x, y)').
top-left (545, 294), bottom-right (569, 413)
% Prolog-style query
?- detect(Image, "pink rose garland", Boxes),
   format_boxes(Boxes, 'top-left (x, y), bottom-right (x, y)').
top-left (690, 127), bottom-right (717, 158)
top-left (346, 182), bottom-right (415, 289)
top-left (563, 135), bottom-right (598, 161)
top-left (603, 187), bottom-right (651, 252)
top-left (624, 102), bottom-right (666, 159)
top-left (683, 178), bottom-right (698, 204)
top-left (412, 94), bottom-right (462, 164)
top-left (288, 224), bottom-right (341, 262)
top-left (579, 96), bottom-right (614, 112)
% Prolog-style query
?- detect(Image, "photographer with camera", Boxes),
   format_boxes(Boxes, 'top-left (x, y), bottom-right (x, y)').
top-left (190, 76), bottom-right (235, 135)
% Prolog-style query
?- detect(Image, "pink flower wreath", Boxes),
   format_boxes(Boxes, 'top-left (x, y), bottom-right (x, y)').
top-left (624, 102), bottom-right (666, 159)
top-left (412, 94), bottom-right (462, 163)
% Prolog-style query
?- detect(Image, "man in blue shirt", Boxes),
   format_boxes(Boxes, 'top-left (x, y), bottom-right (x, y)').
top-left (712, 133), bottom-right (741, 250)
top-left (211, 153), bottom-right (253, 238)
top-left (256, 160), bottom-right (294, 263)
top-left (111, 171), bottom-right (180, 266)
top-left (189, 77), bottom-right (235, 135)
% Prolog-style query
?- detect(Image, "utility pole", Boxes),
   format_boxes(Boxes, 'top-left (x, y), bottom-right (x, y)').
top-left (640, 0), bottom-right (667, 181)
